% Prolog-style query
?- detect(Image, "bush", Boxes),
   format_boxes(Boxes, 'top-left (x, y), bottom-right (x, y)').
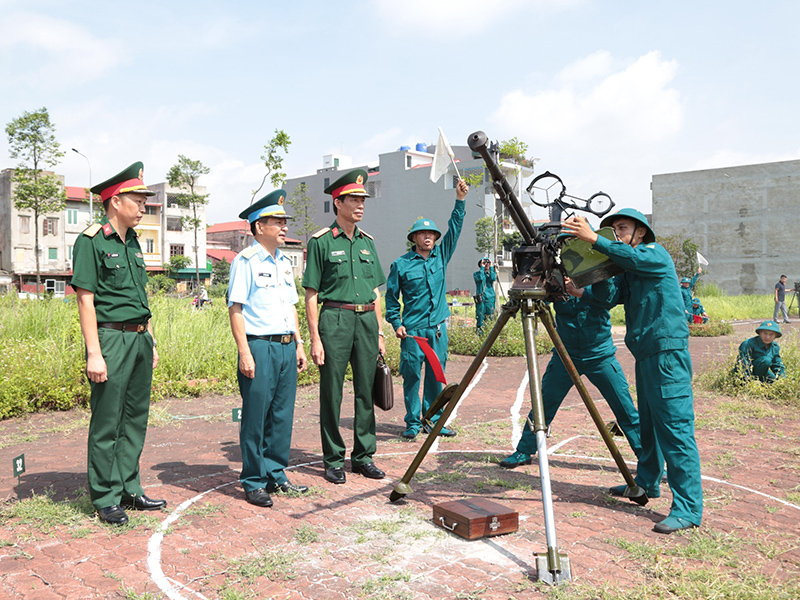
top-left (447, 316), bottom-right (552, 357)
top-left (689, 320), bottom-right (734, 337)
top-left (147, 274), bottom-right (176, 294)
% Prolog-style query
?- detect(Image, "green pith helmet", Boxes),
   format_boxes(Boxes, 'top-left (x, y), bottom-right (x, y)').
top-left (407, 217), bottom-right (441, 242)
top-left (600, 208), bottom-right (656, 244)
top-left (478, 257), bottom-right (490, 267)
top-left (324, 169), bottom-right (369, 199)
top-left (755, 320), bottom-right (782, 337)
top-left (692, 298), bottom-right (700, 305)
top-left (681, 277), bottom-right (691, 284)
top-left (239, 189), bottom-right (293, 222)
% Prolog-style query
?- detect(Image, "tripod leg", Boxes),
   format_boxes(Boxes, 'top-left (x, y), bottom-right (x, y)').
top-left (537, 302), bottom-right (647, 505)
top-left (390, 302), bottom-right (519, 503)
top-left (520, 300), bottom-right (571, 584)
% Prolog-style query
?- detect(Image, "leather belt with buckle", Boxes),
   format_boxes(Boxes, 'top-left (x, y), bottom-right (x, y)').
top-left (324, 302), bottom-right (376, 313)
top-left (98, 322), bottom-right (148, 333)
top-left (246, 334), bottom-right (295, 344)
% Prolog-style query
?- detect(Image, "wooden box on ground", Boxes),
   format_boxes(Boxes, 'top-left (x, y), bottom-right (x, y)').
top-left (432, 497), bottom-right (518, 540)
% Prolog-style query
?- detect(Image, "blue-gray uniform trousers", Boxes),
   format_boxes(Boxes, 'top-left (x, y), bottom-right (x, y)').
top-left (517, 352), bottom-right (642, 458)
top-left (400, 322), bottom-right (449, 431)
top-left (633, 347), bottom-right (703, 524)
top-left (237, 337), bottom-right (297, 492)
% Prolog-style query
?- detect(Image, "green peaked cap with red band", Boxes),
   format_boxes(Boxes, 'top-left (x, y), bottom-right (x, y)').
top-left (324, 169), bottom-right (370, 200)
top-left (91, 161), bottom-right (156, 202)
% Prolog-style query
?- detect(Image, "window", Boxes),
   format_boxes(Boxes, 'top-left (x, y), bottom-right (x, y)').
top-left (167, 193), bottom-right (180, 208)
top-left (333, 158), bottom-right (339, 167)
top-left (366, 180), bottom-right (382, 198)
top-left (167, 217), bottom-right (183, 231)
top-left (19, 215), bottom-right (30, 234)
top-left (45, 279), bottom-right (65, 294)
top-left (145, 238), bottom-right (154, 253)
top-left (324, 177), bottom-right (330, 189)
top-left (68, 245), bottom-right (73, 260)
top-left (324, 201), bottom-right (330, 213)
top-left (44, 218), bottom-right (59, 236)
top-left (144, 205), bottom-right (158, 215)
top-left (48, 248), bottom-right (57, 261)
top-left (406, 156), bottom-right (412, 168)
top-left (67, 209), bottom-right (78, 225)
top-left (170, 244), bottom-right (185, 257)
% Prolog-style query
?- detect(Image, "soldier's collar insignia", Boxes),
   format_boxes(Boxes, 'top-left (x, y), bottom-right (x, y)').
top-left (332, 227), bottom-right (340, 237)
top-left (102, 223), bottom-right (113, 237)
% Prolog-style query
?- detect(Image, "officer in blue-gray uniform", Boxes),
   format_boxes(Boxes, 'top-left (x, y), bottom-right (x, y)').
top-left (228, 190), bottom-right (308, 508)
top-left (386, 179), bottom-right (468, 439)
top-left (499, 278), bottom-right (642, 468)
top-left (564, 208), bottom-right (703, 534)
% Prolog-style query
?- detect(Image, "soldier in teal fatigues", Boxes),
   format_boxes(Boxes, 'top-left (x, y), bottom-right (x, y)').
top-left (228, 190), bottom-right (309, 508)
top-left (564, 208), bottom-right (703, 534)
top-left (71, 162), bottom-right (165, 526)
top-left (691, 298), bottom-right (709, 324)
top-left (474, 258), bottom-right (497, 331)
top-left (680, 271), bottom-right (701, 323)
top-left (498, 280), bottom-right (642, 468)
top-left (386, 180), bottom-right (468, 439)
top-left (303, 169), bottom-right (387, 485)
top-left (736, 320), bottom-right (785, 382)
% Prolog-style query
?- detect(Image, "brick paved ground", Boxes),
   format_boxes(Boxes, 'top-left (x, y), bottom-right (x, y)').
top-left (0, 320), bottom-right (798, 599)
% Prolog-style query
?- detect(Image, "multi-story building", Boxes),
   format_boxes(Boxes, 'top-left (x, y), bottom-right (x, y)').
top-left (146, 182), bottom-right (208, 272)
top-left (207, 220), bottom-right (304, 279)
top-left (652, 159), bottom-right (800, 295)
top-left (283, 144), bottom-right (533, 292)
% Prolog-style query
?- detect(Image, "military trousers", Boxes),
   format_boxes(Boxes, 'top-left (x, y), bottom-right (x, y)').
top-left (318, 306), bottom-right (379, 468)
top-left (237, 338), bottom-right (297, 492)
top-left (517, 352), bottom-right (642, 458)
top-left (399, 322), bottom-right (449, 432)
top-left (633, 348), bottom-right (703, 525)
top-left (476, 295), bottom-right (496, 330)
top-left (87, 328), bottom-right (153, 510)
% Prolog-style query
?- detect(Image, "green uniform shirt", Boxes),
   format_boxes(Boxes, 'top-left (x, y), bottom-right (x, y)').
top-left (553, 286), bottom-right (617, 361)
top-left (302, 221), bottom-right (386, 303)
top-left (70, 217), bottom-right (151, 323)
top-left (737, 336), bottom-right (785, 381)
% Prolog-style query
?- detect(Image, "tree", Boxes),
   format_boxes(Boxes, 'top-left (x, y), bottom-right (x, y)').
top-left (5, 108), bottom-right (67, 296)
top-left (167, 156), bottom-right (210, 293)
top-left (251, 129), bottom-right (291, 202)
top-left (659, 233), bottom-right (700, 279)
top-left (475, 216), bottom-right (495, 257)
top-left (212, 257), bottom-right (230, 285)
top-left (498, 137), bottom-right (529, 163)
top-left (462, 169), bottom-right (483, 189)
top-left (164, 255), bottom-right (192, 278)
top-left (287, 182), bottom-right (318, 245)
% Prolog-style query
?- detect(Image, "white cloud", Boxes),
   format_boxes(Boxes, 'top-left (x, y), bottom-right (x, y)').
top-left (490, 51), bottom-right (682, 146)
top-left (0, 12), bottom-right (124, 87)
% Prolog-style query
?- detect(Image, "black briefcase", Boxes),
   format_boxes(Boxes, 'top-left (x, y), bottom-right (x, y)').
top-left (373, 353), bottom-right (394, 411)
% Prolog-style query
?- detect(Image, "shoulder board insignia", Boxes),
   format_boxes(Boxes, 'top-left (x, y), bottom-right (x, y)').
top-left (82, 223), bottom-right (102, 238)
top-left (241, 245), bottom-right (260, 259)
top-left (312, 227), bottom-right (331, 239)
top-left (361, 230), bottom-right (374, 240)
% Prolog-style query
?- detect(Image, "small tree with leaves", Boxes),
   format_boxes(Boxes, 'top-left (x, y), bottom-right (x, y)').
top-left (5, 107), bottom-right (67, 296)
top-left (251, 129), bottom-right (291, 202)
top-left (164, 255), bottom-right (192, 278)
top-left (212, 257), bottom-right (230, 285)
top-left (287, 182), bottom-right (318, 245)
top-left (167, 156), bottom-right (210, 293)
top-left (659, 233), bottom-right (700, 280)
top-left (475, 216), bottom-right (495, 257)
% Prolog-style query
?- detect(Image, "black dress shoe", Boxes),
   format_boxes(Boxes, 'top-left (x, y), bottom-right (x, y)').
top-left (244, 488), bottom-right (274, 507)
top-left (351, 462), bottom-right (385, 479)
top-left (97, 505), bottom-right (129, 526)
top-left (121, 495), bottom-right (167, 511)
top-left (265, 481), bottom-right (309, 494)
top-left (324, 467), bottom-right (346, 484)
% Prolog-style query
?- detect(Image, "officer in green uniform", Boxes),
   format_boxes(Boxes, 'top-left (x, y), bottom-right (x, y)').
top-left (564, 208), bottom-right (703, 534)
top-left (474, 258), bottom-right (497, 331)
top-left (736, 320), bottom-right (785, 382)
top-left (499, 279), bottom-right (642, 468)
top-left (386, 180), bottom-right (468, 439)
top-left (71, 162), bottom-right (165, 526)
top-left (228, 190), bottom-right (309, 508)
top-left (303, 169), bottom-right (387, 484)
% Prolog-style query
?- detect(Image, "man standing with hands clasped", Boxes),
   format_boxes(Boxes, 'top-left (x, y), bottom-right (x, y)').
top-left (228, 190), bottom-right (308, 508)
top-left (386, 179), bottom-right (468, 440)
top-left (562, 208), bottom-right (703, 534)
top-left (303, 169), bottom-right (387, 485)
top-left (71, 162), bottom-right (165, 526)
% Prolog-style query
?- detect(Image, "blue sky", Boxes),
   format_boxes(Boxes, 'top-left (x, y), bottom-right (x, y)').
top-left (2, 0), bottom-right (799, 225)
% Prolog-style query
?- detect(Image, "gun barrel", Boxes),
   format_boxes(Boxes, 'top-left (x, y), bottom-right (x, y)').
top-left (468, 131), bottom-right (538, 244)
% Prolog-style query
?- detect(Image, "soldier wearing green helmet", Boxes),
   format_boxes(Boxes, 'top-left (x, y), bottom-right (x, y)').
top-left (563, 207), bottom-right (703, 535)
top-left (474, 257), bottom-right (497, 332)
top-left (735, 320), bottom-right (785, 382)
top-left (386, 180), bottom-right (469, 439)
